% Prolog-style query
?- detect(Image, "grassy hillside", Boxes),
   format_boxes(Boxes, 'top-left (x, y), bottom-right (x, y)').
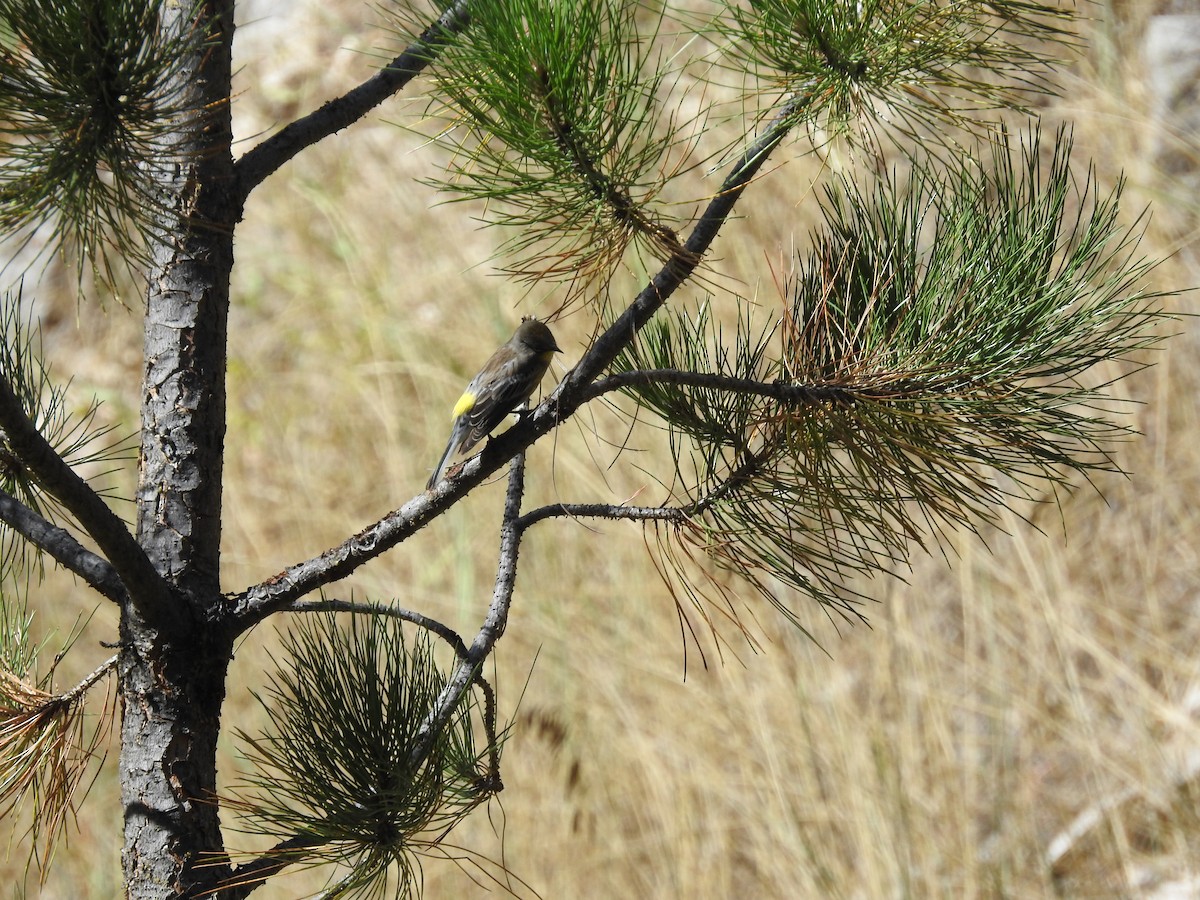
top-left (5, 1), bottom-right (1199, 897)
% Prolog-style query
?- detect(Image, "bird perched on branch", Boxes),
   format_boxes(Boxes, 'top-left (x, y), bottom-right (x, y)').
top-left (427, 318), bottom-right (561, 490)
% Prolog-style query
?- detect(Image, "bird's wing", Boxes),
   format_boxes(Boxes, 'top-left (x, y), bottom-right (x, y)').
top-left (454, 354), bottom-right (535, 454)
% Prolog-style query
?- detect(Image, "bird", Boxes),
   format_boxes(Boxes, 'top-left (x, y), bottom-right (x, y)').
top-left (427, 318), bottom-right (561, 490)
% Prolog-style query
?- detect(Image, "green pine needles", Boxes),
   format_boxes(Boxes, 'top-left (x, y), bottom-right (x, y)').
top-left (0, 0), bottom-right (207, 283)
top-left (401, 0), bottom-right (690, 299)
top-left (394, 0), bottom-right (1078, 306)
top-left (613, 129), bottom-right (1165, 629)
top-left (227, 612), bottom-right (504, 899)
top-left (716, 0), bottom-right (1074, 152)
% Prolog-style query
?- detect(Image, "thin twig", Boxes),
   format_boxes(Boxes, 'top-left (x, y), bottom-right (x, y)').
top-left (1, 653), bottom-right (119, 714)
top-left (57, 653), bottom-right (119, 706)
top-left (0, 488), bottom-right (128, 605)
top-left (516, 502), bottom-right (686, 532)
top-left (282, 598), bottom-right (469, 659)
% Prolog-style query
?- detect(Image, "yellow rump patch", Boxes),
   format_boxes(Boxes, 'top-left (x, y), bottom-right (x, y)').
top-left (453, 391), bottom-right (477, 418)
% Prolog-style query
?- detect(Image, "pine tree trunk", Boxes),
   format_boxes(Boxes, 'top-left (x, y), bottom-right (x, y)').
top-left (120, 2), bottom-right (240, 895)
top-left (118, 618), bottom-right (234, 896)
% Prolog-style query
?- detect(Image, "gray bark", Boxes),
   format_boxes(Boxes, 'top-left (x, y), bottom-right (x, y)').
top-left (119, 2), bottom-right (241, 895)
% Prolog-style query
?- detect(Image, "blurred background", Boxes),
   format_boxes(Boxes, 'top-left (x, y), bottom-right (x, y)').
top-left (7, 0), bottom-right (1200, 896)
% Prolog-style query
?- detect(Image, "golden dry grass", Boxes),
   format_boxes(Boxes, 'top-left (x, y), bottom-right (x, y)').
top-left (5, 1), bottom-right (1200, 897)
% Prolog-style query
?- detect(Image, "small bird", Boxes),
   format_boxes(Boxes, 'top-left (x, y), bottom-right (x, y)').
top-left (427, 318), bottom-right (561, 490)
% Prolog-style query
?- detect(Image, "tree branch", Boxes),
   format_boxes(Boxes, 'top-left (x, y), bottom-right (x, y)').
top-left (281, 598), bottom-right (468, 659)
top-left (516, 501), bottom-right (686, 532)
top-left (581, 368), bottom-right (892, 406)
top-left (227, 92), bottom-right (808, 631)
top-left (515, 441), bottom-right (778, 539)
top-left (218, 834), bottom-right (323, 900)
top-left (0, 488), bottom-right (128, 605)
top-left (57, 653), bottom-right (120, 706)
top-left (232, 0), bottom-right (471, 200)
top-left (0, 375), bottom-right (163, 611)
top-left (408, 451), bottom-right (527, 770)
top-left (228, 493), bottom-right (451, 629)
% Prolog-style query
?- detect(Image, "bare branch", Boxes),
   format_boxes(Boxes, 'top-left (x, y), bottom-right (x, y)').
top-left (0, 488), bottom-right (128, 604)
top-left (56, 653), bottom-right (119, 706)
top-left (515, 447), bottom-right (777, 552)
top-left (0, 375), bottom-right (163, 611)
top-left (232, 0), bottom-right (471, 200)
top-left (1, 653), bottom-right (118, 712)
top-left (282, 598), bottom-right (468, 659)
top-left (409, 451), bottom-right (527, 770)
top-left (228, 494), bottom-right (444, 629)
top-left (516, 502), bottom-right (686, 532)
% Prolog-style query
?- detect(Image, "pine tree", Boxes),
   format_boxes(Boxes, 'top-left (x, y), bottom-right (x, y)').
top-left (0, 1), bottom-right (1169, 896)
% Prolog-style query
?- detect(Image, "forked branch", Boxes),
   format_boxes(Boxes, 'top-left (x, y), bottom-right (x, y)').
top-left (0, 375), bottom-right (163, 612)
top-left (226, 92), bottom-right (809, 631)
top-left (283, 597), bottom-right (468, 657)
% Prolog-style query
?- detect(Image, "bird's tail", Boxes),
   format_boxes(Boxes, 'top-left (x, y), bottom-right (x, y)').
top-left (426, 435), bottom-right (456, 491)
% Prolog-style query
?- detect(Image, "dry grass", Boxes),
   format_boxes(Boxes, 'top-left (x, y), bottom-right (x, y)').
top-left (5, 1), bottom-right (1200, 897)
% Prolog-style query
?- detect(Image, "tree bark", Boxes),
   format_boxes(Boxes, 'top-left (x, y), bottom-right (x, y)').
top-left (120, 1), bottom-right (240, 895)
top-left (118, 618), bottom-right (234, 897)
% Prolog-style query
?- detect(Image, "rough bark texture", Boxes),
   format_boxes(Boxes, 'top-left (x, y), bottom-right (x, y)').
top-left (120, 2), bottom-right (240, 896)
top-left (135, 6), bottom-right (235, 603)
top-left (118, 618), bottom-right (234, 897)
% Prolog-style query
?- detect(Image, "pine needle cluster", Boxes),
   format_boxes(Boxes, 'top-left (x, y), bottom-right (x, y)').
top-left (613, 129), bottom-right (1165, 627)
top-left (0, 0), bottom-right (207, 283)
top-left (398, 0), bottom-right (691, 300)
top-left (714, 0), bottom-right (1074, 153)
top-left (0, 589), bottom-right (114, 881)
top-left (227, 612), bottom-right (503, 899)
